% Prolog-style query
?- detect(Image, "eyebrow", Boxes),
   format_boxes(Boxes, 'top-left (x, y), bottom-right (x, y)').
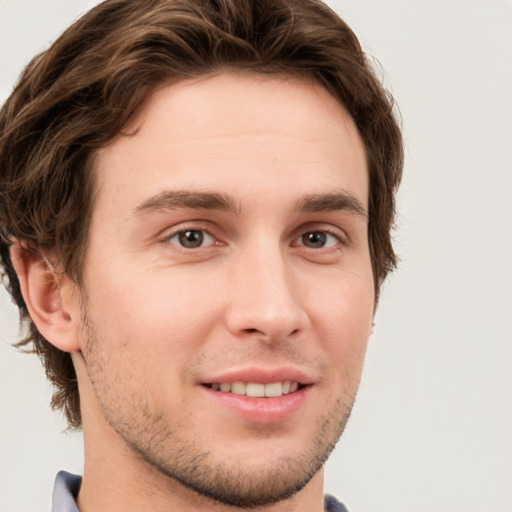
top-left (133, 189), bottom-right (366, 218)
top-left (296, 191), bottom-right (367, 218)
top-left (133, 190), bottom-right (241, 216)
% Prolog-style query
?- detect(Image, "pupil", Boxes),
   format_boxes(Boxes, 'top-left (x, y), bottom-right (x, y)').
top-left (179, 230), bottom-right (204, 248)
top-left (303, 232), bottom-right (326, 248)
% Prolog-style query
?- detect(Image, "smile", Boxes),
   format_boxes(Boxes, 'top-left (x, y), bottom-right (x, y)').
top-left (207, 381), bottom-right (301, 397)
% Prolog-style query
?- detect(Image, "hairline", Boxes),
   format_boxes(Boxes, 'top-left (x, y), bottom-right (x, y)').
top-left (73, 68), bottom-right (369, 284)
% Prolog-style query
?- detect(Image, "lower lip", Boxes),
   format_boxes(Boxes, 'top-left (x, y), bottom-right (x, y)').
top-left (201, 385), bottom-right (312, 424)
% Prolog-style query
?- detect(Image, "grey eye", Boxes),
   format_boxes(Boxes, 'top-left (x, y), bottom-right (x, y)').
top-left (298, 231), bottom-right (339, 249)
top-left (169, 230), bottom-right (214, 249)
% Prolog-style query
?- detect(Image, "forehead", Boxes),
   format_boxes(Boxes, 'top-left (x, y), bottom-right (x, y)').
top-left (131, 72), bottom-right (358, 138)
top-left (92, 72), bottom-right (368, 214)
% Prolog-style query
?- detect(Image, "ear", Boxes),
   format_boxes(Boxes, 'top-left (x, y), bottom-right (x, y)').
top-left (10, 241), bottom-right (81, 353)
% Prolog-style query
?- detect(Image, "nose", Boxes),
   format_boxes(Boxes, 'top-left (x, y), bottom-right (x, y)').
top-left (224, 244), bottom-right (308, 344)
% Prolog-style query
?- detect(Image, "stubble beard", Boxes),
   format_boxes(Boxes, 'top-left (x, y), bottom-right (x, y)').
top-left (80, 306), bottom-right (357, 509)
top-left (123, 398), bottom-right (353, 509)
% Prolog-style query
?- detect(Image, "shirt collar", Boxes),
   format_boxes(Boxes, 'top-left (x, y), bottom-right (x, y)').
top-left (52, 471), bottom-right (81, 512)
top-left (50, 471), bottom-right (348, 512)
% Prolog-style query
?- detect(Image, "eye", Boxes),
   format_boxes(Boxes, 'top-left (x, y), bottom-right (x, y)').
top-left (296, 231), bottom-right (340, 249)
top-left (168, 229), bottom-right (215, 249)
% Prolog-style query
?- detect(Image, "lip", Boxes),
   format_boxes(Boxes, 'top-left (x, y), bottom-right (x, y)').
top-left (200, 367), bottom-right (315, 386)
top-left (201, 384), bottom-right (312, 424)
top-left (199, 367), bottom-right (315, 424)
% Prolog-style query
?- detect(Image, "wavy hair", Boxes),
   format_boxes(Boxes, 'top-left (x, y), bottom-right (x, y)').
top-left (0, 0), bottom-right (403, 428)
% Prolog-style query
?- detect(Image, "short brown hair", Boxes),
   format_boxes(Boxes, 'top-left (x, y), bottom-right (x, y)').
top-left (0, 0), bottom-right (403, 429)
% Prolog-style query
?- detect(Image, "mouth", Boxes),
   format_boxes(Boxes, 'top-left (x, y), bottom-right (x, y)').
top-left (204, 381), bottom-right (304, 398)
top-left (200, 372), bottom-right (313, 423)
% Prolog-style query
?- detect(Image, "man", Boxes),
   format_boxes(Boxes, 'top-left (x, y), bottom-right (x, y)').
top-left (0, 0), bottom-right (403, 510)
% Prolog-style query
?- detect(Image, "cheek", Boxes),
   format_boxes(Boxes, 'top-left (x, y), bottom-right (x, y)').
top-left (308, 270), bottom-right (374, 369)
top-left (84, 264), bottom-right (221, 368)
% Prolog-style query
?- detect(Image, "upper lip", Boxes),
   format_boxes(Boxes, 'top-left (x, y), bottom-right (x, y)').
top-left (199, 367), bottom-right (316, 385)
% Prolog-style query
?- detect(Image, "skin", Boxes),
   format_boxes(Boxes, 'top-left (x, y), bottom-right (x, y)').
top-left (14, 72), bottom-right (374, 512)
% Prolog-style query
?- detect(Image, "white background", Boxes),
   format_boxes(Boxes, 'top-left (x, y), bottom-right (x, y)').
top-left (1, 1), bottom-right (511, 511)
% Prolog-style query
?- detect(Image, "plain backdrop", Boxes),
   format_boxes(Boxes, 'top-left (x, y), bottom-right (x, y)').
top-left (1, 1), bottom-right (511, 511)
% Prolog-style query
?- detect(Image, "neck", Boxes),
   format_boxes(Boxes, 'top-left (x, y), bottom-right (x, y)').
top-left (74, 355), bottom-right (326, 512)
top-left (78, 453), bottom-right (325, 512)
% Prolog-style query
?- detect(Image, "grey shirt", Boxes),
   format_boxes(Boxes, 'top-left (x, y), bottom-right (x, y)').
top-left (51, 471), bottom-right (349, 512)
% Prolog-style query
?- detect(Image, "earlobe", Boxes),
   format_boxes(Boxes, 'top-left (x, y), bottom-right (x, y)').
top-left (10, 241), bottom-right (80, 353)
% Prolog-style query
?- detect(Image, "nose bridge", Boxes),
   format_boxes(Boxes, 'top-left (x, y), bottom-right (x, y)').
top-left (225, 238), bottom-right (306, 342)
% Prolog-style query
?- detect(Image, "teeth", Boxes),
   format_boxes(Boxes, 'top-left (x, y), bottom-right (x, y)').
top-left (246, 383), bottom-right (265, 397)
top-left (264, 382), bottom-right (283, 397)
top-left (231, 382), bottom-right (246, 395)
top-left (210, 381), bottom-right (300, 397)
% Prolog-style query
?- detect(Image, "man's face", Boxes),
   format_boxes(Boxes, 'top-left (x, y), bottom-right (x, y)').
top-left (77, 72), bottom-right (374, 507)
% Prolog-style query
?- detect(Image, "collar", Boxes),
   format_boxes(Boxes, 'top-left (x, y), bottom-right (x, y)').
top-left (51, 471), bottom-right (348, 512)
top-left (51, 471), bottom-right (81, 512)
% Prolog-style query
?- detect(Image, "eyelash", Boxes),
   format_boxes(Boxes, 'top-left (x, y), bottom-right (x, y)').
top-left (163, 225), bottom-right (346, 251)
top-left (293, 229), bottom-right (343, 249)
top-left (167, 228), bottom-right (217, 249)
